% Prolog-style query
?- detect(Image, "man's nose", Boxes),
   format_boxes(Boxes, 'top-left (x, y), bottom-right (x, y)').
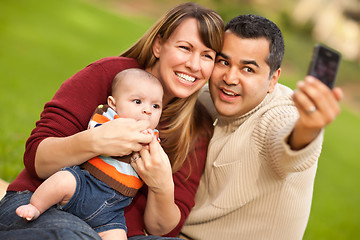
top-left (224, 67), bottom-right (240, 85)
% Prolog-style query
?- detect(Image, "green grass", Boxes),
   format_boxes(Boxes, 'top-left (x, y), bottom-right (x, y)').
top-left (0, 0), bottom-right (153, 181)
top-left (1, 0), bottom-right (360, 238)
top-left (303, 107), bottom-right (360, 239)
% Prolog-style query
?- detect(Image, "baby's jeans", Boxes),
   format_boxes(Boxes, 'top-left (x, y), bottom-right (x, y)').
top-left (0, 190), bottom-right (101, 240)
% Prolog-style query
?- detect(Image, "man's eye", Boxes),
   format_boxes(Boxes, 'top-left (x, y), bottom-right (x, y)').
top-left (244, 67), bottom-right (254, 73)
top-left (217, 59), bottom-right (229, 66)
top-left (133, 99), bottom-right (141, 104)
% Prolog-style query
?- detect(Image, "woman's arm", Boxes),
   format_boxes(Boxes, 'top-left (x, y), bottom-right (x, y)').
top-left (131, 136), bottom-right (208, 236)
top-left (145, 180), bottom-right (180, 235)
top-left (131, 138), bottom-right (180, 235)
top-left (35, 119), bottom-right (152, 179)
top-left (24, 57), bottom-right (143, 179)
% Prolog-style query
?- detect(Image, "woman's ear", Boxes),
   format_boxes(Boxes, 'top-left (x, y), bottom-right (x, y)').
top-left (107, 96), bottom-right (116, 110)
top-left (152, 34), bottom-right (163, 58)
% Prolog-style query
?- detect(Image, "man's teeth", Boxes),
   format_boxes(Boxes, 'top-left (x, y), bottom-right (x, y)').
top-left (176, 73), bottom-right (195, 82)
top-left (223, 89), bottom-right (236, 96)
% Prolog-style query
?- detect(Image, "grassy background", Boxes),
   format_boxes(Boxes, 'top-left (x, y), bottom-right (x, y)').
top-left (0, 0), bottom-right (359, 239)
top-left (0, 0), bottom-right (153, 180)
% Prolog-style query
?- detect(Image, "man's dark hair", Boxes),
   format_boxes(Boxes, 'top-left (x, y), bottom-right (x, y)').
top-left (225, 14), bottom-right (285, 77)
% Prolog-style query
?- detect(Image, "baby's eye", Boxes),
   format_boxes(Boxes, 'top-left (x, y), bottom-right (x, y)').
top-left (133, 99), bottom-right (141, 104)
top-left (153, 104), bottom-right (161, 109)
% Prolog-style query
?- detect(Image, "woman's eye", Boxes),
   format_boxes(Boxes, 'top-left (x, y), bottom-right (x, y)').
top-left (204, 54), bottom-right (214, 60)
top-left (179, 46), bottom-right (190, 51)
top-left (133, 99), bottom-right (141, 104)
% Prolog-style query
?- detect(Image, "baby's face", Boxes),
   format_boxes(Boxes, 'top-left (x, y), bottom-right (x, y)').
top-left (112, 77), bottom-right (163, 129)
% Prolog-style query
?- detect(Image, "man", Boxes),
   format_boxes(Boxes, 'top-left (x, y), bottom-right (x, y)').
top-left (180, 14), bottom-right (342, 239)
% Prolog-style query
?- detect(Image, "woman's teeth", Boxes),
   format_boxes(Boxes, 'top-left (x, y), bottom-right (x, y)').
top-left (176, 72), bottom-right (195, 82)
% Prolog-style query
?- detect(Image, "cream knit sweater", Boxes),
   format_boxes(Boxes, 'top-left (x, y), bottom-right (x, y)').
top-left (181, 84), bottom-right (323, 240)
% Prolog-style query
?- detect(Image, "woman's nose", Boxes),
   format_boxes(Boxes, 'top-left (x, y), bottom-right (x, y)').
top-left (185, 54), bottom-right (200, 72)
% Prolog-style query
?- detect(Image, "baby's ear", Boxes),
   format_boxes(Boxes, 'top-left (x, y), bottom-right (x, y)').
top-left (107, 96), bottom-right (116, 109)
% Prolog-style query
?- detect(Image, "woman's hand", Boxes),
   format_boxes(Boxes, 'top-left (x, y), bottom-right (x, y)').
top-left (131, 136), bottom-right (180, 235)
top-left (131, 136), bottom-right (173, 192)
top-left (35, 118), bottom-right (152, 179)
top-left (92, 118), bottom-right (153, 157)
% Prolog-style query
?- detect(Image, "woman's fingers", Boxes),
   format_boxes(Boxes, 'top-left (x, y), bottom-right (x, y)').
top-left (94, 118), bottom-right (152, 156)
top-left (131, 136), bottom-right (172, 191)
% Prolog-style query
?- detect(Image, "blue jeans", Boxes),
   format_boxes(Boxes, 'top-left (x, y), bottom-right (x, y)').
top-left (60, 166), bottom-right (131, 233)
top-left (0, 191), bottom-right (183, 240)
top-left (0, 191), bottom-right (101, 240)
top-left (129, 236), bottom-right (183, 240)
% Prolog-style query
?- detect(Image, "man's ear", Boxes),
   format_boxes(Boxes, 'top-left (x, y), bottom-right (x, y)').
top-left (152, 34), bottom-right (163, 58)
top-left (107, 96), bottom-right (116, 110)
top-left (268, 68), bottom-right (281, 93)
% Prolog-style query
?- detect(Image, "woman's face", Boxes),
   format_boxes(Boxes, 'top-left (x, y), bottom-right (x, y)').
top-left (150, 18), bottom-right (216, 105)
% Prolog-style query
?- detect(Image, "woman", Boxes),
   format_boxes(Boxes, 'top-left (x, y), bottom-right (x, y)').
top-left (0, 2), bottom-right (224, 240)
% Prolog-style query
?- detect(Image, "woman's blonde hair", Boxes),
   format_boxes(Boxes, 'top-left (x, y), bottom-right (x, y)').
top-left (121, 2), bottom-right (224, 172)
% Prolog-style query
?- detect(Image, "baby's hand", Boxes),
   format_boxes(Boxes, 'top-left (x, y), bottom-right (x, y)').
top-left (141, 128), bottom-right (154, 136)
top-left (141, 128), bottom-right (155, 150)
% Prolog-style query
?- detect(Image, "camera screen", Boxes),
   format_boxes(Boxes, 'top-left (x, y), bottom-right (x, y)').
top-left (311, 46), bottom-right (340, 89)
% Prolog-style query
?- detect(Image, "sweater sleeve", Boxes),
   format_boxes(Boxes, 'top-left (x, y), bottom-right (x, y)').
top-left (254, 103), bottom-right (324, 178)
top-left (23, 57), bottom-right (141, 179)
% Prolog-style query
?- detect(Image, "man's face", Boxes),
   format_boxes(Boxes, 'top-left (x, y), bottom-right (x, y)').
top-left (209, 31), bottom-right (280, 118)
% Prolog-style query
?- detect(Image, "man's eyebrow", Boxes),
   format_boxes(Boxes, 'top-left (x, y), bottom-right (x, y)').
top-left (217, 52), bottom-right (229, 59)
top-left (218, 52), bottom-right (260, 68)
top-left (241, 60), bottom-right (259, 68)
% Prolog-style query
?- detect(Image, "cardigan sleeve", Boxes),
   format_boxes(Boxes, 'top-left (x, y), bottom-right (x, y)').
top-left (23, 57), bottom-right (141, 179)
top-left (165, 135), bottom-right (208, 236)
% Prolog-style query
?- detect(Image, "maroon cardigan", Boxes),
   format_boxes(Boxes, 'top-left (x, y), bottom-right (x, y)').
top-left (7, 57), bottom-right (208, 237)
